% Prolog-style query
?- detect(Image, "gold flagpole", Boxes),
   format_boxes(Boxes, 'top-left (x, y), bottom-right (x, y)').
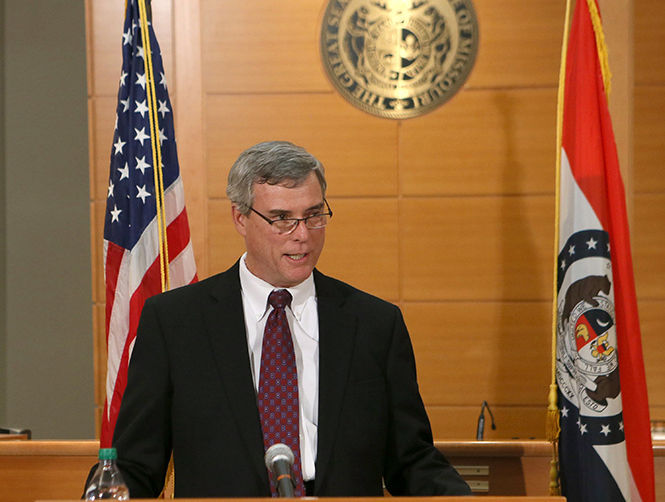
top-left (547, 0), bottom-right (574, 496)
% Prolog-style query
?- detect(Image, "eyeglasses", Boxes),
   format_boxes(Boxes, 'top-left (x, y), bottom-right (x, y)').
top-left (249, 199), bottom-right (333, 235)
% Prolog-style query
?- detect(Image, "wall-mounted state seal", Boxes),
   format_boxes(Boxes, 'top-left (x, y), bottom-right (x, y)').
top-left (320, 0), bottom-right (479, 119)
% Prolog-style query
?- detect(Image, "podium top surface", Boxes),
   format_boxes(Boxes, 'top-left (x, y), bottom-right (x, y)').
top-left (36, 498), bottom-right (567, 502)
top-left (3, 438), bottom-right (664, 456)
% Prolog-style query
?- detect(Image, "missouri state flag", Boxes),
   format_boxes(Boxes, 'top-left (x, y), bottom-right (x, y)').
top-left (554, 1), bottom-right (654, 501)
top-left (101, 0), bottom-right (197, 446)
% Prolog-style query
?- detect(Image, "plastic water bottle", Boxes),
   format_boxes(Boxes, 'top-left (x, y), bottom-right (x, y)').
top-left (84, 448), bottom-right (130, 500)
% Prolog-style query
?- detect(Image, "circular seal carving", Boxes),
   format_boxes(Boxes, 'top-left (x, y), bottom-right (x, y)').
top-left (557, 278), bottom-right (620, 414)
top-left (320, 0), bottom-right (479, 119)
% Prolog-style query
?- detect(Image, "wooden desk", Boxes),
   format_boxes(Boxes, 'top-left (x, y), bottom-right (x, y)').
top-left (38, 498), bottom-right (566, 502)
top-left (437, 440), bottom-right (554, 495)
top-left (0, 440), bottom-right (98, 502)
top-left (0, 433), bottom-right (29, 440)
top-left (1, 440), bottom-right (662, 502)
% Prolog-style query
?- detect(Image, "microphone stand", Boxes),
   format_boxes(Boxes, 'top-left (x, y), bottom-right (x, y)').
top-left (476, 400), bottom-right (497, 440)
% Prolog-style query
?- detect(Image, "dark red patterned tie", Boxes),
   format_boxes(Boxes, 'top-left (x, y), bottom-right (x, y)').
top-left (258, 289), bottom-right (305, 497)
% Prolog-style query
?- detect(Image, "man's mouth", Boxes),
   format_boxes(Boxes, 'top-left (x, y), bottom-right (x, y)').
top-left (286, 253), bottom-right (307, 261)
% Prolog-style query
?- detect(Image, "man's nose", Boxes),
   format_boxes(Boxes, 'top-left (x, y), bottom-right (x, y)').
top-left (290, 219), bottom-right (310, 240)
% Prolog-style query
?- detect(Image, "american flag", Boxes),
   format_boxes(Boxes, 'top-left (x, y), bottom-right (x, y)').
top-left (101, 0), bottom-right (197, 446)
top-left (554, 0), bottom-right (654, 500)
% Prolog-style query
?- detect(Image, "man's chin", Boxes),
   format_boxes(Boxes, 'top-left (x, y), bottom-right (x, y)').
top-left (278, 263), bottom-right (315, 287)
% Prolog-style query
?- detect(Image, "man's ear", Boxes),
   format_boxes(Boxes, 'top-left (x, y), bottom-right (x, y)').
top-left (231, 205), bottom-right (247, 237)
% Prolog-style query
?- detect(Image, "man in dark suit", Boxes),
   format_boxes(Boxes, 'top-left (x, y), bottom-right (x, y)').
top-left (108, 141), bottom-right (471, 497)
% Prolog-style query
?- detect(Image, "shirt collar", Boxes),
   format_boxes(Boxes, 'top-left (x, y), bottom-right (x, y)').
top-left (238, 253), bottom-right (316, 323)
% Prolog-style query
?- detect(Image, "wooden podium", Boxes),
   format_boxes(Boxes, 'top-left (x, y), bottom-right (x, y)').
top-left (37, 498), bottom-right (566, 502)
top-left (1, 439), bottom-right (663, 502)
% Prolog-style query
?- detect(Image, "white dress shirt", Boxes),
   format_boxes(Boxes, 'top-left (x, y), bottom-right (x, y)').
top-left (238, 254), bottom-right (319, 481)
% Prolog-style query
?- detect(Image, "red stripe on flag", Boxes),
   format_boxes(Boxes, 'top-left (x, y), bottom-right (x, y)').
top-left (165, 208), bottom-right (192, 260)
top-left (104, 241), bottom-right (125, 340)
top-left (601, 84), bottom-right (655, 502)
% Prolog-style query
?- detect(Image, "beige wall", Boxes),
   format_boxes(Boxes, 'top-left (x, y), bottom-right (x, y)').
top-left (2, 0), bottom-right (93, 438)
top-left (86, 0), bottom-right (665, 439)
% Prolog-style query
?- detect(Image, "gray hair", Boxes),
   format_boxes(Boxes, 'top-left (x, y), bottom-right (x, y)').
top-left (226, 141), bottom-right (327, 214)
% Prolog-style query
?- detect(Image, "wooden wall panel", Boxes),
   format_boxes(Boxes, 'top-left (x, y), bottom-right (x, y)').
top-left (404, 302), bottom-right (551, 406)
top-left (635, 0), bottom-right (665, 424)
top-left (93, 304), bottom-right (106, 408)
top-left (93, 303), bottom-right (106, 438)
top-left (428, 405), bottom-right (546, 440)
top-left (91, 201), bottom-right (106, 305)
top-left (207, 199), bottom-right (247, 275)
top-left (634, 0), bottom-right (665, 85)
top-left (640, 301), bottom-right (665, 411)
top-left (174, 0), bottom-right (207, 276)
top-left (633, 193), bottom-right (665, 299)
top-left (204, 94), bottom-right (399, 199)
top-left (201, 0), bottom-right (329, 93)
top-left (468, 0), bottom-right (565, 88)
top-left (90, 97), bottom-right (116, 201)
top-left (400, 89), bottom-right (556, 196)
top-left (652, 407), bottom-right (665, 427)
top-left (317, 198), bottom-right (400, 301)
top-left (198, 0), bottom-right (569, 94)
top-left (401, 196), bottom-right (554, 301)
top-left (634, 87), bottom-right (665, 193)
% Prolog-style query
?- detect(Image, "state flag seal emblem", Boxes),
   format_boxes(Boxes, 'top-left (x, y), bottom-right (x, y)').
top-left (556, 229), bottom-right (621, 416)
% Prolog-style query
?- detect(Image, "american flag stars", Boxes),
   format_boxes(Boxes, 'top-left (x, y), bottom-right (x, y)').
top-left (103, 3), bottom-right (179, 250)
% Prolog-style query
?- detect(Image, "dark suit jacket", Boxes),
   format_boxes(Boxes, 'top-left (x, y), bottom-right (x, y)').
top-left (110, 262), bottom-right (471, 497)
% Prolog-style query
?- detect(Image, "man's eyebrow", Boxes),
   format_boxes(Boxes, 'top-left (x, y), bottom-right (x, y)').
top-left (267, 202), bottom-right (324, 217)
top-left (307, 201), bottom-right (325, 212)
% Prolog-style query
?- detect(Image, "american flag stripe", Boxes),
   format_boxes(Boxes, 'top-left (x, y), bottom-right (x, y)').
top-left (104, 221), bottom-right (196, 438)
top-left (104, 182), bottom-right (196, 414)
top-left (168, 239), bottom-right (197, 286)
top-left (104, 241), bottom-right (124, 338)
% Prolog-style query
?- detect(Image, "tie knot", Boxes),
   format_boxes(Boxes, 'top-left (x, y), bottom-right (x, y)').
top-left (268, 289), bottom-right (292, 310)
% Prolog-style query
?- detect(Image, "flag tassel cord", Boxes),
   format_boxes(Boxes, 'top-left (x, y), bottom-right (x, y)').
top-left (138, 0), bottom-right (170, 293)
top-left (547, 0), bottom-right (573, 495)
top-left (136, 1), bottom-right (175, 495)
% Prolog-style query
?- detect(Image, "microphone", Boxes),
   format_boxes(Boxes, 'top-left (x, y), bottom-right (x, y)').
top-left (476, 400), bottom-right (496, 440)
top-left (264, 443), bottom-right (295, 497)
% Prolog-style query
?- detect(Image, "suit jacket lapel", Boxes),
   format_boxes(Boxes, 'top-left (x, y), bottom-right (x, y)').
top-left (314, 270), bottom-right (358, 491)
top-left (204, 262), bottom-right (269, 487)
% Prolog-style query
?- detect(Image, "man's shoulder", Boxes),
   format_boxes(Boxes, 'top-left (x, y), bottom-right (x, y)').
top-left (146, 263), bottom-right (239, 307)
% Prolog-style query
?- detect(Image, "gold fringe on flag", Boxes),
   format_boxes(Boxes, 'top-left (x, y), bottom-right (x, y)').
top-left (585, 0), bottom-right (612, 97)
top-left (547, 0), bottom-right (574, 495)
